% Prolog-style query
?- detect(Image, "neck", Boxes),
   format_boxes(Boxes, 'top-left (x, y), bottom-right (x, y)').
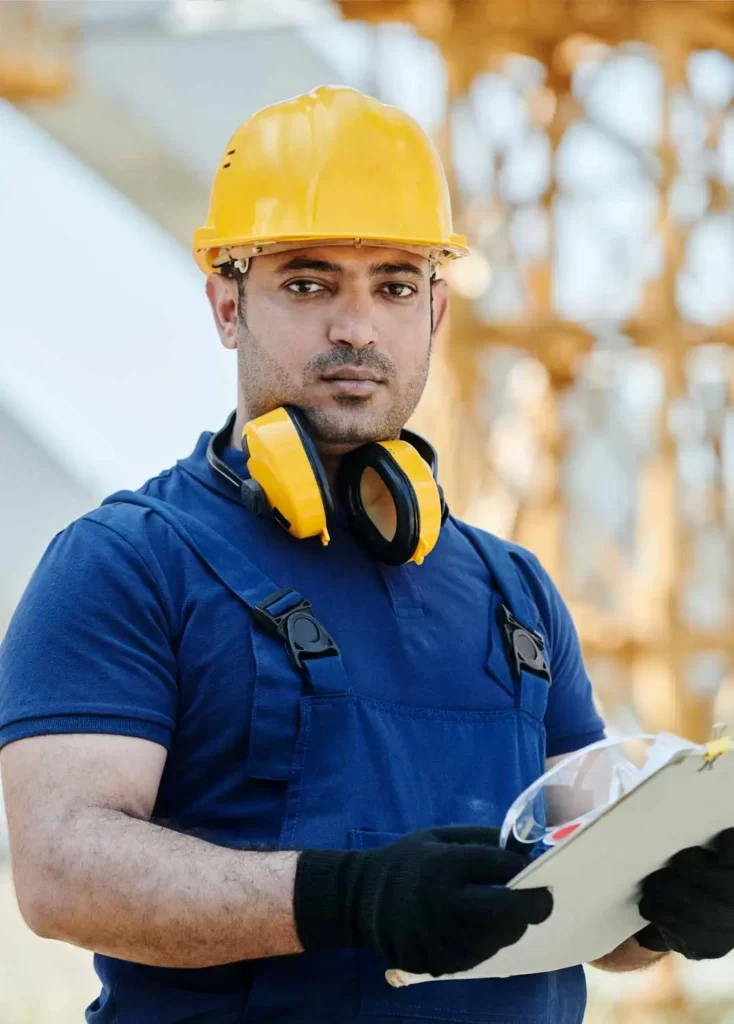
top-left (318, 452), bottom-right (344, 491)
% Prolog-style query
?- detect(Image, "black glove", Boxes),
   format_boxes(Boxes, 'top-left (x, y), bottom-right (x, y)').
top-left (637, 828), bottom-right (734, 960)
top-left (294, 825), bottom-right (553, 977)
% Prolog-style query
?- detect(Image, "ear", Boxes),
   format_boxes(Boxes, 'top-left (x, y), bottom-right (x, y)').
top-left (205, 273), bottom-right (239, 351)
top-left (430, 277), bottom-right (449, 337)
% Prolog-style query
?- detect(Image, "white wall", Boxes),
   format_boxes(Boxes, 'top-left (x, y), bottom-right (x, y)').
top-left (80, 26), bottom-right (347, 186)
top-left (0, 101), bottom-right (234, 501)
top-left (0, 101), bottom-right (239, 638)
top-left (0, 407), bottom-right (94, 634)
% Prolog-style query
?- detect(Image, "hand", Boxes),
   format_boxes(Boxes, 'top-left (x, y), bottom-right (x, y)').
top-left (637, 828), bottom-right (734, 960)
top-left (294, 825), bottom-right (553, 977)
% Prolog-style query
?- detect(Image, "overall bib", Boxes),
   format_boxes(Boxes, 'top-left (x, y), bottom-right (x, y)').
top-left (104, 492), bottom-right (587, 1023)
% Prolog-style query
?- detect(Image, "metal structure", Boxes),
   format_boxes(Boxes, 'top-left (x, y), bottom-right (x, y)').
top-left (339, 0), bottom-right (734, 754)
top-left (0, 0), bottom-right (78, 101)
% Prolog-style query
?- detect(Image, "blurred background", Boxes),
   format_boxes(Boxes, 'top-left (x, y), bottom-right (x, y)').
top-left (1, 0), bottom-right (734, 1020)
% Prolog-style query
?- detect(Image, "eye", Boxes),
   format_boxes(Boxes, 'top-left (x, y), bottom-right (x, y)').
top-left (285, 280), bottom-right (326, 295)
top-left (381, 282), bottom-right (417, 299)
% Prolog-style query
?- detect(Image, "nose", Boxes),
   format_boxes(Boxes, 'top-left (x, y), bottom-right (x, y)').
top-left (327, 295), bottom-right (378, 351)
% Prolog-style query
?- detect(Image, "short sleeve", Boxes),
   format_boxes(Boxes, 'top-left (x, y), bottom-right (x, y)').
top-left (513, 549), bottom-right (606, 758)
top-left (0, 516), bottom-right (179, 752)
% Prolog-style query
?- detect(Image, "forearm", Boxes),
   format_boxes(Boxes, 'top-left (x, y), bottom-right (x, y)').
top-left (16, 807), bottom-right (302, 968)
top-left (590, 936), bottom-right (666, 973)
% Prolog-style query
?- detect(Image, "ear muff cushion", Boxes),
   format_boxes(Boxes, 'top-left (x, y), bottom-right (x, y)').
top-left (337, 443), bottom-right (420, 565)
top-left (281, 405), bottom-right (336, 518)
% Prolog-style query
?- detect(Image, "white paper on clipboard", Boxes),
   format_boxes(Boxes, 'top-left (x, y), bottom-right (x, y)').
top-left (388, 742), bottom-right (734, 987)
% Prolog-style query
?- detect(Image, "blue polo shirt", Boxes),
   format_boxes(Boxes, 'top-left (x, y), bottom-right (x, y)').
top-left (0, 427), bottom-right (605, 1020)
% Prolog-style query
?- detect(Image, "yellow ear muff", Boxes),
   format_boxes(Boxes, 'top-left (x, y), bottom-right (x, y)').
top-left (208, 408), bottom-right (447, 563)
top-left (243, 406), bottom-right (333, 545)
top-left (337, 440), bottom-right (443, 565)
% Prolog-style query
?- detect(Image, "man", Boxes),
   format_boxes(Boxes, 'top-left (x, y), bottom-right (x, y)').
top-left (1, 86), bottom-right (733, 1024)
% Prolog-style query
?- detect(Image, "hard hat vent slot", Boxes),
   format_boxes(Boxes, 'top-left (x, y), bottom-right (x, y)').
top-left (222, 163), bottom-right (231, 169)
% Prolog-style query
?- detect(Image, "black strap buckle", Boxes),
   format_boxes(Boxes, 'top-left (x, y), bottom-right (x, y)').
top-left (253, 588), bottom-right (340, 671)
top-left (496, 604), bottom-right (551, 684)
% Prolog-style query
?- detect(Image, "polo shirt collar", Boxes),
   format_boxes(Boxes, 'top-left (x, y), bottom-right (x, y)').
top-left (176, 428), bottom-right (250, 506)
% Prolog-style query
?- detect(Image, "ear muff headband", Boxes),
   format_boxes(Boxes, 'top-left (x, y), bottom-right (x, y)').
top-left (338, 440), bottom-right (443, 565)
top-left (243, 406), bottom-right (333, 544)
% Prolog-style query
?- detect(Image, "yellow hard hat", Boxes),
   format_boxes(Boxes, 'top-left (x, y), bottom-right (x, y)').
top-left (193, 85), bottom-right (468, 274)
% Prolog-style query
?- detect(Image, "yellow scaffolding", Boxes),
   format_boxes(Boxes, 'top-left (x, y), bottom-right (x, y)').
top-left (0, 0), bottom-right (78, 101)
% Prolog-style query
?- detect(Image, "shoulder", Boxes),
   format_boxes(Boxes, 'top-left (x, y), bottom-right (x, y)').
top-left (448, 518), bottom-right (562, 638)
top-left (448, 517), bottom-right (549, 589)
top-left (69, 462), bottom-right (190, 563)
top-left (31, 508), bottom-right (169, 616)
top-left (35, 470), bottom-right (187, 613)
top-left (50, 503), bottom-right (166, 580)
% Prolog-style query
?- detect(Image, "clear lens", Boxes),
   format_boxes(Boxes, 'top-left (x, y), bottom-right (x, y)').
top-left (500, 733), bottom-right (701, 850)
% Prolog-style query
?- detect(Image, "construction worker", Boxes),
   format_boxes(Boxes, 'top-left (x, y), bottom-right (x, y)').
top-left (2, 86), bottom-right (734, 1024)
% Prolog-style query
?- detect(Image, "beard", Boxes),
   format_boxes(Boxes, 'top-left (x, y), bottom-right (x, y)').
top-left (235, 316), bottom-right (431, 448)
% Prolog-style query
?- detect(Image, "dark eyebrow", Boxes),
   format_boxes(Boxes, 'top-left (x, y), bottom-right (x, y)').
top-left (370, 262), bottom-right (425, 279)
top-left (274, 257), bottom-right (426, 279)
top-left (274, 258), bottom-right (342, 275)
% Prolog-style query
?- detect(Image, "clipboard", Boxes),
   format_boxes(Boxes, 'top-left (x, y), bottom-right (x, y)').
top-left (388, 738), bottom-right (733, 987)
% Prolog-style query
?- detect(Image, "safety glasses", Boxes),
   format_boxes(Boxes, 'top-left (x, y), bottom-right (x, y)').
top-left (500, 733), bottom-right (703, 852)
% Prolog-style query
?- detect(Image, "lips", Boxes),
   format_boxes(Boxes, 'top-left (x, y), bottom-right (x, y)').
top-left (319, 368), bottom-right (384, 383)
top-left (319, 369), bottom-right (383, 397)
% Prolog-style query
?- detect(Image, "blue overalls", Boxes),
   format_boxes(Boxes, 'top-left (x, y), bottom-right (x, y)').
top-left (100, 491), bottom-right (587, 1023)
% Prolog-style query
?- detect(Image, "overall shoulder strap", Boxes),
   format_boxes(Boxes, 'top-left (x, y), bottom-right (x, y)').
top-left (102, 491), bottom-right (348, 780)
top-left (451, 519), bottom-right (536, 624)
top-left (102, 491), bottom-right (342, 671)
top-left (452, 519), bottom-right (552, 689)
top-left (103, 490), bottom-right (279, 609)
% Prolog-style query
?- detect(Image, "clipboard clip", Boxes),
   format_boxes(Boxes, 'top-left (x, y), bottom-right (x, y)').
top-left (699, 724), bottom-right (731, 772)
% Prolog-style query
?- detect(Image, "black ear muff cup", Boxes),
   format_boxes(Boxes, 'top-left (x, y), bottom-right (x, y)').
top-left (282, 405), bottom-right (336, 519)
top-left (338, 443), bottom-right (420, 565)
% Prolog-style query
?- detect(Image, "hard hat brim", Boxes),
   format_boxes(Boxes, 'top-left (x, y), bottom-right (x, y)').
top-left (194, 234), bottom-right (470, 275)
